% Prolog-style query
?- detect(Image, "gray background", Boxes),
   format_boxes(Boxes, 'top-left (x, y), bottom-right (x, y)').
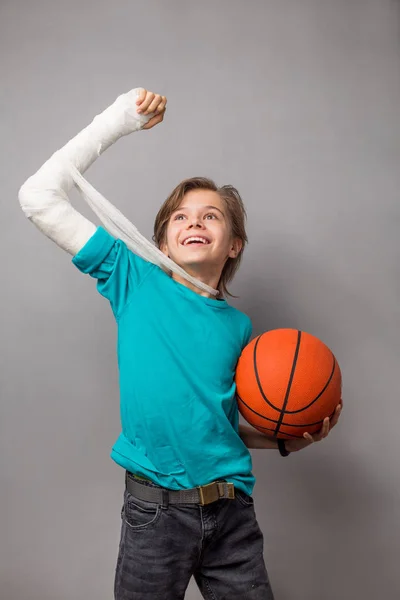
top-left (1, 0), bottom-right (399, 598)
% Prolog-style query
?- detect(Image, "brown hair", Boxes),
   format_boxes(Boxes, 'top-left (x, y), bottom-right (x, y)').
top-left (152, 177), bottom-right (248, 297)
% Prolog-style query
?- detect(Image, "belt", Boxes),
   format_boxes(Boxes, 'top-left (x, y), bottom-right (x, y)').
top-left (125, 472), bottom-right (235, 506)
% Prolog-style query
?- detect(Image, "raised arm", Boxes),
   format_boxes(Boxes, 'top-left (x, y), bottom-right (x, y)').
top-left (18, 89), bottom-right (167, 256)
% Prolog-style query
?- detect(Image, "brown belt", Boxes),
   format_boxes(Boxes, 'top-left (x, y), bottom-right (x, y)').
top-left (125, 472), bottom-right (235, 506)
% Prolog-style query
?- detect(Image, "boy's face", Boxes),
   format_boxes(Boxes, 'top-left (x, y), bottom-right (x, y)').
top-left (161, 189), bottom-right (241, 281)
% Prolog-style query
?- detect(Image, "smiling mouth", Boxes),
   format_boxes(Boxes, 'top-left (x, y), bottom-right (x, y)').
top-left (181, 236), bottom-right (211, 246)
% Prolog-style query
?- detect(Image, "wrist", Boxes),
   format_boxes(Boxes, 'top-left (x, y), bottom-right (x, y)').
top-left (103, 89), bottom-right (152, 137)
top-left (258, 435), bottom-right (279, 450)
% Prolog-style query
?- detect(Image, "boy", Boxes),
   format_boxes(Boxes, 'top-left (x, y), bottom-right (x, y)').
top-left (19, 88), bottom-right (342, 600)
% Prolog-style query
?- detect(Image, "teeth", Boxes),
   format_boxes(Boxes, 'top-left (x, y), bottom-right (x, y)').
top-left (183, 237), bottom-right (209, 245)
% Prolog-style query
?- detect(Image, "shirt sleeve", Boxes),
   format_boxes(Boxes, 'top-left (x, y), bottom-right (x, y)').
top-left (72, 226), bottom-right (154, 319)
top-left (243, 316), bottom-right (253, 348)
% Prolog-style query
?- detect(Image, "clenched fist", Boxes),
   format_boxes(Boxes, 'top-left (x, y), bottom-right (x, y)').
top-left (136, 88), bottom-right (167, 130)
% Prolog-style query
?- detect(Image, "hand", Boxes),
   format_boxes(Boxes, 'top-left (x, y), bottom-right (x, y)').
top-left (106, 88), bottom-right (167, 136)
top-left (136, 88), bottom-right (167, 130)
top-left (284, 400), bottom-right (343, 453)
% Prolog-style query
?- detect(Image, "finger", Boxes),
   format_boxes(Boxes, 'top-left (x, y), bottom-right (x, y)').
top-left (313, 419), bottom-right (329, 442)
top-left (142, 114), bottom-right (163, 130)
top-left (137, 91), bottom-right (155, 113)
top-left (145, 94), bottom-right (164, 115)
top-left (322, 417), bottom-right (330, 438)
top-left (156, 96), bottom-right (167, 113)
top-left (155, 100), bottom-right (167, 114)
top-left (136, 88), bottom-right (147, 105)
top-left (329, 404), bottom-right (342, 428)
top-left (303, 432), bottom-right (314, 444)
top-left (335, 402), bottom-right (343, 416)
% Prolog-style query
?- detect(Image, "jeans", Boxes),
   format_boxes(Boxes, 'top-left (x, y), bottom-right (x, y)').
top-left (114, 474), bottom-right (274, 599)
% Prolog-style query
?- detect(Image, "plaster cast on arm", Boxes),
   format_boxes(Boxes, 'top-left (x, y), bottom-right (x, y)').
top-left (18, 89), bottom-right (151, 256)
top-left (18, 89), bottom-right (218, 296)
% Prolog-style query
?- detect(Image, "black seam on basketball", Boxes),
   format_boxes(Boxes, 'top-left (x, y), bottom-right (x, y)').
top-left (274, 330), bottom-right (301, 435)
top-left (253, 333), bottom-right (337, 419)
top-left (242, 336), bottom-right (338, 435)
top-left (253, 334), bottom-right (287, 413)
top-left (237, 393), bottom-right (326, 428)
top-left (253, 351), bottom-right (336, 416)
top-left (280, 353), bottom-right (337, 414)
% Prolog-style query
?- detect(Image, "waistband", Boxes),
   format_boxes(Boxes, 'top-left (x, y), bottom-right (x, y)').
top-left (125, 471), bottom-right (235, 506)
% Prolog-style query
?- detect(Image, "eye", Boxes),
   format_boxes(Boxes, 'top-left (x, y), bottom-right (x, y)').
top-left (205, 213), bottom-right (218, 220)
top-left (173, 214), bottom-right (186, 221)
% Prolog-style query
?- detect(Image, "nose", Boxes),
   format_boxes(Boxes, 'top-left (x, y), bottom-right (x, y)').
top-left (187, 215), bottom-right (204, 229)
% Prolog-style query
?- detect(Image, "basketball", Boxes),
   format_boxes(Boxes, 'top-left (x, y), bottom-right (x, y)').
top-left (235, 329), bottom-right (342, 439)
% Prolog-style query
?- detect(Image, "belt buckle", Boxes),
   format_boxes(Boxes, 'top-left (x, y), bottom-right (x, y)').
top-left (198, 481), bottom-right (235, 505)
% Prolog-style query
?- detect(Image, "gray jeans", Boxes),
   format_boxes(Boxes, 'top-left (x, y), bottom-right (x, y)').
top-left (114, 474), bottom-right (274, 599)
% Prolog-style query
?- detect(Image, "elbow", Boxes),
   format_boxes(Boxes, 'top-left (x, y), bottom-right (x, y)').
top-left (18, 178), bottom-right (48, 220)
top-left (18, 182), bottom-right (32, 217)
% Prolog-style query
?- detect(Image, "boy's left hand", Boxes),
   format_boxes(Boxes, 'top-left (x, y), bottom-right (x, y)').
top-left (284, 400), bottom-right (343, 452)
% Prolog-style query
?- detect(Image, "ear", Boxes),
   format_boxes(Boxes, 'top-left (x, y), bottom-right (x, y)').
top-left (160, 243), bottom-right (169, 257)
top-left (228, 238), bottom-right (242, 259)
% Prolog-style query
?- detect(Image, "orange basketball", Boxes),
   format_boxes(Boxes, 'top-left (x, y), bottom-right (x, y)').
top-left (235, 329), bottom-right (342, 440)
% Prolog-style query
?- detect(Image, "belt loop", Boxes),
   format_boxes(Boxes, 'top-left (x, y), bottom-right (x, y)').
top-left (162, 489), bottom-right (169, 508)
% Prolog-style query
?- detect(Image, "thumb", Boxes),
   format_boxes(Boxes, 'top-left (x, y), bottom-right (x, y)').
top-left (142, 114), bottom-right (162, 130)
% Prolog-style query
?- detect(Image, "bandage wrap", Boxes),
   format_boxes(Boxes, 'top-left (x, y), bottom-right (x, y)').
top-left (18, 88), bottom-right (219, 296)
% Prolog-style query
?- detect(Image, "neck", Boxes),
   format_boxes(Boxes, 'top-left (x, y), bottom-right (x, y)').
top-left (170, 269), bottom-right (222, 298)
